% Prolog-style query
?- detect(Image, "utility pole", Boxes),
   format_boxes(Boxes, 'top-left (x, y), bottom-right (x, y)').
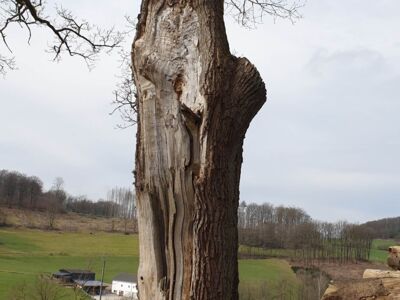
top-left (99, 258), bottom-right (106, 300)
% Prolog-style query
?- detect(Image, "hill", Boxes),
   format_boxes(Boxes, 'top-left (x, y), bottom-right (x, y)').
top-left (361, 217), bottom-right (400, 239)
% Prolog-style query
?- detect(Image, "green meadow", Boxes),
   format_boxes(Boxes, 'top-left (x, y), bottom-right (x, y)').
top-left (0, 228), bottom-right (298, 299)
top-left (0, 228), bottom-right (139, 298)
top-left (369, 239), bottom-right (399, 263)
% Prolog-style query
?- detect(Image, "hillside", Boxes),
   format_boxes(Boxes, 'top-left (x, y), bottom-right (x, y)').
top-left (0, 207), bottom-right (136, 233)
top-left (362, 217), bottom-right (400, 239)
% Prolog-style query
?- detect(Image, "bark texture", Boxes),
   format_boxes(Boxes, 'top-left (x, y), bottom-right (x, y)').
top-left (132, 1), bottom-right (266, 299)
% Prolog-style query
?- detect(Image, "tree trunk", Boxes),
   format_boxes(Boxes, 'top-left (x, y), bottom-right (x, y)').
top-left (132, 1), bottom-right (266, 299)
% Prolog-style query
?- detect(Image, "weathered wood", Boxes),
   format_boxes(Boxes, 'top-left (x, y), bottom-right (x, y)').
top-left (132, 1), bottom-right (266, 299)
top-left (388, 246), bottom-right (400, 270)
top-left (322, 279), bottom-right (390, 300)
top-left (363, 269), bottom-right (400, 279)
top-left (389, 246), bottom-right (400, 253)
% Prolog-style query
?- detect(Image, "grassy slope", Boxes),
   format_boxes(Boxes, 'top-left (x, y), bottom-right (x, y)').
top-left (0, 228), bottom-right (298, 299)
top-left (0, 228), bottom-right (139, 298)
top-left (239, 259), bottom-right (299, 299)
top-left (239, 258), bottom-right (298, 285)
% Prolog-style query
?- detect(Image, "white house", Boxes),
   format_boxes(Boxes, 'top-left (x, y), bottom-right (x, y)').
top-left (112, 273), bottom-right (138, 299)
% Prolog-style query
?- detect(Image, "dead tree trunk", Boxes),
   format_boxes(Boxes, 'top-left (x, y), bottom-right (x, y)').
top-left (132, 1), bottom-right (266, 299)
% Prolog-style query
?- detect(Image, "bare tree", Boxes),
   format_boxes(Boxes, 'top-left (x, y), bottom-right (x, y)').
top-left (9, 274), bottom-right (67, 300)
top-left (225, 0), bottom-right (303, 26)
top-left (132, 1), bottom-right (302, 299)
top-left (0, 207), bottom-right (7, 226)
top-left (34, 274), bottom-right (67, 300)
top-left (107, 186), bottom-right (136, 233)
top-left (111, 48), bottom-right (137, 128)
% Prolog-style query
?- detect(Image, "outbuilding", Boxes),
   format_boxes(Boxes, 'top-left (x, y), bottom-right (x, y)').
top-left (74, 280), bottom-right (108, 296)
top-left (111, 273), bottom-right (138, 298)
top-left (52, 269), bottom-right (95, 283)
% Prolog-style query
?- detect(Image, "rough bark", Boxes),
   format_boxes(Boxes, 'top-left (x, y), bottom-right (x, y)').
top-left (132, 1), bottom-right (266, 299)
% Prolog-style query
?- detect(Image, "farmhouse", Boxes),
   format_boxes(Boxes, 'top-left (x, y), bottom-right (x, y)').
top-left (52, 269), bottom-right (95, 283)
top-left (112, 273), bottom-right (138, 298)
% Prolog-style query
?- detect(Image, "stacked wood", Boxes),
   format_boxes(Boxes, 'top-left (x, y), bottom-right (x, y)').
top-left (363, 269), bottom-right (400, 279)
top-left (388, 246), bottom-right (400, 271)
top-left (322, 269), bottom-right (400, 299)
top-left (389, 246), bottom-right (400, 252)
top-left (321, 278), bottom-right (390, 300)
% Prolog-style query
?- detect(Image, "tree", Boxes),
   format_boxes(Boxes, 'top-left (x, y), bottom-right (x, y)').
top-left (1, 1), bottom-right (302, 299)
top-left (8, 274), bottom-right (67, 300)
top-left (132, 2), bottom-right (301, 299)
top-left (107, 186), bottom-right (137, 233)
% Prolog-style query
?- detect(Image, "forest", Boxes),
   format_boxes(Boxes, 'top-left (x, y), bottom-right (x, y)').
top-left (361, 217), bottom-right (400, 239)
top-left (238, 202), bottom-right (375, 263)
top-left (0, 169), bottom-right (136, 220)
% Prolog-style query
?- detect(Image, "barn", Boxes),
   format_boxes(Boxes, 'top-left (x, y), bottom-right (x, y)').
top-left (52, 269), bottom-right (95, 283)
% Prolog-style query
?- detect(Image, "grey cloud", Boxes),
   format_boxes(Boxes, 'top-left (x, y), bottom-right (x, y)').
top-left (306, 48), bottom-right (387, 79)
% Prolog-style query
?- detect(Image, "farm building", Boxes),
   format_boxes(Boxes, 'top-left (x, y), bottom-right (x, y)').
top-left (74, 280), bottom-right (108, 296)
top-left (112, 273), bottom-right (138, 298)
top-left (52, 269), bottom-right (95, 283)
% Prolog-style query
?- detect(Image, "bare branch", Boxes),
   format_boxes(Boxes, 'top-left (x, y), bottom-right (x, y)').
top-left (0, 0), bottom-right (124, 72)
top-left (110, 48), bottom-right (137, 128)
top-left (0, 53), bottom-right (15, 75)
top-left (225, 0), bottom-right (305, 27)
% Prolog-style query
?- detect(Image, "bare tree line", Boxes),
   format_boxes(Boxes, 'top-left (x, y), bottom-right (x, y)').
top-left (239, 202), bottom-right (374, 263)
top-left (0, 169), bottom-right (44, 209)
top-left (0, 169), bottom-right (136, 226)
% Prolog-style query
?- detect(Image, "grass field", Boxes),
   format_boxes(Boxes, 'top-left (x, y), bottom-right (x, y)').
top-left (0, 228), bottom-right (298, 299)
top-left (0, 228), bottom-right (139, 298)
top-left (239, 245), bottom-right (294, 258)
top-left (370, 239), bottom-right (399, 263)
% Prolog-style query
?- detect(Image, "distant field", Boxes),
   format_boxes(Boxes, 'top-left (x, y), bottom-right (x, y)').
top-left (239, 245), bottom-right (294, 258)
top-left (0, 228), bottom-right (298, 299)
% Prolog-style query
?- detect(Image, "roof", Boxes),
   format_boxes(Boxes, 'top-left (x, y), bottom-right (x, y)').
top-left (74, 280), bottom-right (109, 287)
top-left (112, 273), bottom-right (137, 283)
top-left (53, 272), bottom-right (70, 276)
top-left (59, 269), bottom-right (94, 274)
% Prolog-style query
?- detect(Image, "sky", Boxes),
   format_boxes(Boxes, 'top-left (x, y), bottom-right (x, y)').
top-left (1, 1), bottom-right (399, 223)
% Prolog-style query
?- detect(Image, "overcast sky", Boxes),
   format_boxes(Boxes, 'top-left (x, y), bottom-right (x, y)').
top-left (1, 1), bottom-right (399, 223)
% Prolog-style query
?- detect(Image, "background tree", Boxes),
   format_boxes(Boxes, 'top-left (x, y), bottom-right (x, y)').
top-left (107, 186), bottom-right (136, 233)
top-left (50, 177), bottom-right (67, 208)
